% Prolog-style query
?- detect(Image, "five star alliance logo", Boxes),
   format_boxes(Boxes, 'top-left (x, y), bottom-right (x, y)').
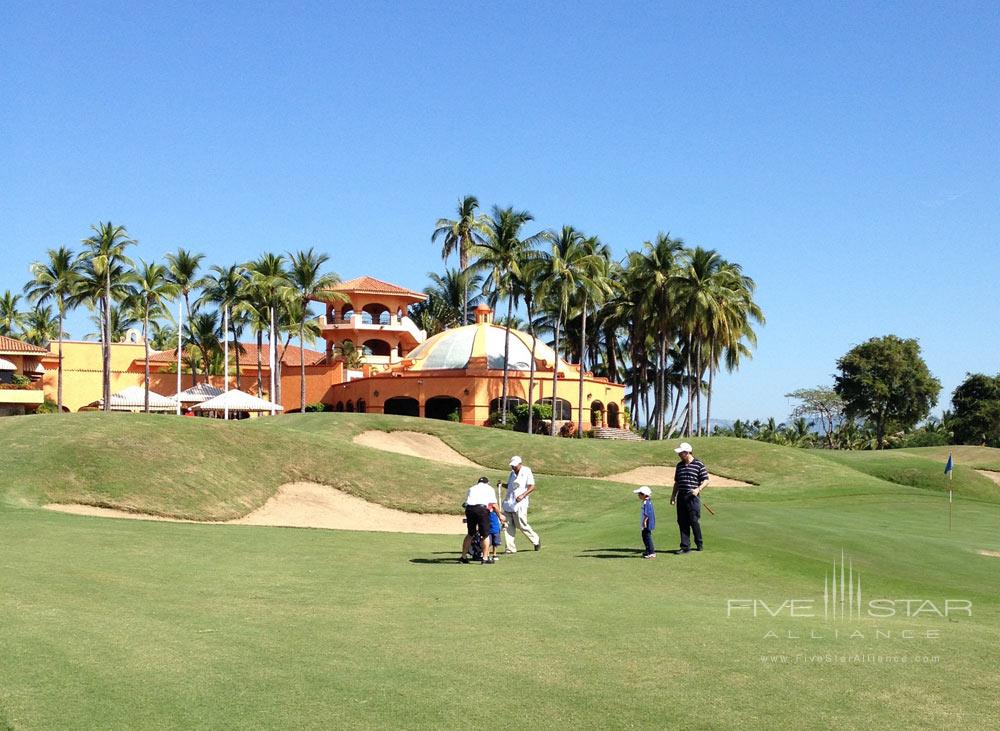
top-left (824, 550), bottom-right (862, 621)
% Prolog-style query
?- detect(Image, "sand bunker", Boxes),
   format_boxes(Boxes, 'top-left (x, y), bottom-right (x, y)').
top-left (977, 549), bottom-right (1000, 558)
top-left (602, 465), bottom-right (752, 488)
top-left (975, 470), bottom-right (1000, 486)
top-left (45, 482), bottom-right (464, 534)
top-left (353, 430), bottom-right (481, 466)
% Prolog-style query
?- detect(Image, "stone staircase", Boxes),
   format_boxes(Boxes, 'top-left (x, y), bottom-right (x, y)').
top-left (592, 427), bottom-right (644, 441)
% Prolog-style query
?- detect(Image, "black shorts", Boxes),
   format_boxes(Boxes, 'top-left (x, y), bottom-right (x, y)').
top-left (465, 505), bottom-right (491, 537)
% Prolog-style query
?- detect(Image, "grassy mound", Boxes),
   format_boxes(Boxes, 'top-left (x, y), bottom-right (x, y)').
top-left (3, 413), bottom-right (996, 521)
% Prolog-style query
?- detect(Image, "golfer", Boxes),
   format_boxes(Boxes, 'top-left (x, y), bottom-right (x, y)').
top-left (502, 455), bottom-right (540, 553)
top-left (460, 477), bottom-right (501, 564)
top-left (669, 442), bottom-right (708, 553)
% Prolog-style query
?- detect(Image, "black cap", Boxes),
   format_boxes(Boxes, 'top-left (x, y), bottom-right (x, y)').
top-left (478, 476), bottom-right (489, 483)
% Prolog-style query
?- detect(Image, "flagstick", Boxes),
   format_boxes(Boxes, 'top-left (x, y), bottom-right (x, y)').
top-left (949, 469), bottom-right (953, 532)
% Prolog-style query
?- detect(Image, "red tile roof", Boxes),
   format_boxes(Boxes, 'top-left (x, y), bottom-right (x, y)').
top-left (0, 335), bottom-right (49, 355)
top-left (326, 276), bottom-right (427, 300)
top-left (147, 343), bottom-right (327, 368)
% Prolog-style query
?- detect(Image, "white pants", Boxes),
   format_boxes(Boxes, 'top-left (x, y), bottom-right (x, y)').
top-left (503, 502), bottom-right (539, 552)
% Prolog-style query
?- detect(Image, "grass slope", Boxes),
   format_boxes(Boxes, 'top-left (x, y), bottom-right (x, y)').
top-left (1, 413), bottom-right (998, 728)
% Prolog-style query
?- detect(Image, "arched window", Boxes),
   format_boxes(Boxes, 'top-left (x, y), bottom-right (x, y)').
top-left (383, 396), bottom-right (419, 417)
top-left (425, 396), bottom-right (462, 421)
top-left (536, 397), bottom-right (571, 421)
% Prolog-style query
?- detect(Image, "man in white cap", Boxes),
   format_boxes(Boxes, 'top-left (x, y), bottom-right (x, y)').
top-left (669, 442), bottom-right (709, 553)
top-left (501, 455), bottom-right (540, 552)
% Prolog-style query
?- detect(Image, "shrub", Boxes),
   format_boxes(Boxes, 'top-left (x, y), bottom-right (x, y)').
top-left (11, 374), bottom-right (30, 387)
top-left (35, 399), bottom-right (59, 414)
top-left (559, 421), bottom-right (577, 438)
top-left (304, 402), bottom-right (331, 413)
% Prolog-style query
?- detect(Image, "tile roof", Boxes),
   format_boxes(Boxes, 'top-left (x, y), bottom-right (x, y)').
top-left (327, 276), bottom-right (427, 300)
top-left (0, 335), bottom-right (49, 355)
top-left (147, 343), bottom-right (327, 367)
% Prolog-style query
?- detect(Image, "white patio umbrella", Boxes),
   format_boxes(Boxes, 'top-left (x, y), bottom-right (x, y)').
top-left (192, 388), bottom-right (283, 415)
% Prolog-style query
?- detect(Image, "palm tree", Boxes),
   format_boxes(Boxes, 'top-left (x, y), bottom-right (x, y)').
top-left (165, 248), bottom-right (206, 384)
top-left (474, 206), bottom-right (543, 425)
top-left (24, 247), bottom-right (80, 413)
top-left (628, 234), bottom-right (684, 438)
top-left (21, 305), bottom-right (65, 347)
top-left (432, 195), bottom-right (489, 325)
top-left (201, 264), bottom-right (250, 390)
top-left (81, 222), bottom-right (137, 410)
top-left (574, 236), bottom-right (614, 436)
top-left (244, 253), bottom-right (289, 404)
top-left (536, 226), bottom-right (595, 434)
top-left (84, 304), bottom-right (139, 343)
top-left (0, 291), bottom-right (25, 337)
top-left (187, 311), bottom-right (221, 382)
top-left (131, 260), bottom-right (177, 412)
top-left (287, 248), bottom-right (342, 412)
top-left (519, 253), bottom-right (547, 436)
top-left (420, 268), bottom-right (483, 330)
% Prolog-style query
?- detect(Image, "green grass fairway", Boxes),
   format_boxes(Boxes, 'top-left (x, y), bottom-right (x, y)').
top-left (1, 414), bottom-right (998, 729)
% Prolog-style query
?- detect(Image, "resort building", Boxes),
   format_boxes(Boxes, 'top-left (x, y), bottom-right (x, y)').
top-left (27, 275), bottom-right (627, 431)
top-left (0, 335), bottom-right (48, 416)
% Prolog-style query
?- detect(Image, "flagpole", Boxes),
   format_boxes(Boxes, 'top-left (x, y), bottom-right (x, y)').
top-left (176, 298), bottom-right (183, 416)
top-left (949, 462), bottom-right (953, 532)
top-left (269, 306), bottom-right (276, 416)
top-left (223, 304), bottom-right (230, 422)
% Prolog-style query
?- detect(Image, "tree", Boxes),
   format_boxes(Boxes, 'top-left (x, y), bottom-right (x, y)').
top-left (0, 290), bottom-right (25, 337)
top-left (131, 260), bottom-right (177, 412)
top-left (474, 206), bottom-right (543, 425)
top-left (25, 247), bottom-right (81, 413)
top-left (21, 305), bottom-right (65, 347)
top-left (834, 335), bottom-right (941, 449)
top-left (243, 253), bottom-right (289, 404)
top-left (81, 222), bottom-right (137, 410)
top-left (949, 373), bottom-right (1000, 447)
top-left (574, 236), bottom-right (613, 436)
top-left (288, 248), bottom-right (342, 412)
top-left (786, 386), bottom-right (845, 449)
top-left (432, 195), bottom-right (489, 325)
top-left (201, 264), bottom-right (249, 390)
top-left (187, 311), bottom-right (221, 382)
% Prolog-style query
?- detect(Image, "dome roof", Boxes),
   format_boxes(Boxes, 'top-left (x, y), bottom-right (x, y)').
top-left (401, 322), bottom-right (575, 374)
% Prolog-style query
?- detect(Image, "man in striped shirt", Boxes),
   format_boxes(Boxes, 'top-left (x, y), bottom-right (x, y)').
top-left (669, 442), bottom-right (709, 554)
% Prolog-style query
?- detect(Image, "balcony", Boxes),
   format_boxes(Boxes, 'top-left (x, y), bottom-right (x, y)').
top-left (0, 385), bottom-right (45, 406)
top-left (318, 314), bottom-right (427, 344)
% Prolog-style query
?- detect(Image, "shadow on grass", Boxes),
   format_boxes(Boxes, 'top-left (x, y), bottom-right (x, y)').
top-left (577, 547), bottom-right (645, 559)
top-left (410, 557), bottom-right (463, 564)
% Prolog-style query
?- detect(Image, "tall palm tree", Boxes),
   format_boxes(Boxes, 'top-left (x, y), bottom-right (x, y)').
top-left (536, 226), bottom-right (595, 434)
top-left (84, 304), bottom-right (139, 343)
top-left (131, 260), bottom-right (177, 412)
top-left (187, 311), bottom-right (221, 382)
top-left (21, 305), bottom-right (65, 347)
top-left (474, 206), bottom-right (543, 424)
top-left (244, 253), bottom-right (289, 404)
top-left (432, 195), bottom-right (489, 325)
top-left (574, 236), bottom-right (613, 436)
top-left (0, 291), bottom-right (25, 337)
top-left (24, 247), bottom-right (80, 413)
top-left (201, 264), bottom-right (250, 390)
top-left (519, 253), bottom-right (546, 436)
top-left (287, 248), bottom-right (342, 412)
top-left (165, 248), bottom-right (206, 385)
top-left (81, 222), bottom-right (137, 410)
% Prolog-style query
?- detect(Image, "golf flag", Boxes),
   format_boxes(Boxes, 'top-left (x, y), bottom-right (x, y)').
top-left (945, 452), bottom-right (954, 478)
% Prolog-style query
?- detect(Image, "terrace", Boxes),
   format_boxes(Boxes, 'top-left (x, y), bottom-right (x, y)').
top-left (0, 335), bottom-right (48, 416)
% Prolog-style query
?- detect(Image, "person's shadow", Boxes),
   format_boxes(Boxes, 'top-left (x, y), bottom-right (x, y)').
top-left (577, 547), bottom-right (645, 559)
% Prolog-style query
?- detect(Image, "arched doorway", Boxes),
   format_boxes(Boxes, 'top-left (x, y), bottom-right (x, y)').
top-left (607, 402), bottom-right (620, 429)
top-left (357, 399), bottom-right (367, 414)
top-left (537, 397), bottom-right (571, 420)
top-left (425, 395), bottom-right (462, 421)
top-left (590, 400), bottom-right (605, 427)
top-left (346, 400), bottom-right (355, 412)
top-left (384, 396), bottom-right (419, 417)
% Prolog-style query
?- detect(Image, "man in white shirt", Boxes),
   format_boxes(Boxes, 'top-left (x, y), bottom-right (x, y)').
top-left (502, 455), bottom-right (540, 553)
top-left (461, 477), bottom-right (500, 564)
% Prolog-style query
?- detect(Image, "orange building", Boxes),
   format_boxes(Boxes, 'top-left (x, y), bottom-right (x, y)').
top-left (0, 335), bottom-right (48, 415)
top-left (324, 303), bottom-right (626, 430)
top-left (31, 275), bottom-right (626, 429)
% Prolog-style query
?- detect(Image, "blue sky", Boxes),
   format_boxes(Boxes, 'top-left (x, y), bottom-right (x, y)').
top-left (2, 2), bottom-right (998, 420)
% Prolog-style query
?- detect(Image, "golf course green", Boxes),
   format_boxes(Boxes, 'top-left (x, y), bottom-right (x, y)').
top-left (1, 413), bottom-right (998, 729)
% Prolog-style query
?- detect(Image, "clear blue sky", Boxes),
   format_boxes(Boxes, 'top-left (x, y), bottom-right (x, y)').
top-left (2, 2), bottom-right (998, 421)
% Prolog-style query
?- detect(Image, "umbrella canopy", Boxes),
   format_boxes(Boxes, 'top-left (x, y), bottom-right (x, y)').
top-left (0, 358), bottom-right (15, 372)
top-left (172, 383), bottom-right (224, 404)
top-left (193, 389), bottom-right (283, 413)
top-left (89, 385), bottom-right (178, 412)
